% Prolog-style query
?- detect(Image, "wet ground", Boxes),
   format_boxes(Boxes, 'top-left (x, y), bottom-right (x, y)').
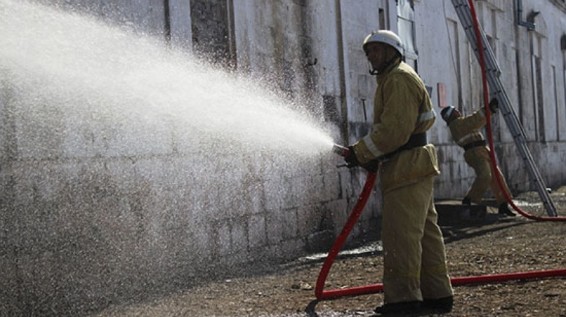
top-left (92, 188), bottom-right (566, 317)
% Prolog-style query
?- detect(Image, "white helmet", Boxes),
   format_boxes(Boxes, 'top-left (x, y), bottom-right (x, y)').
top-left (362, 30), bottom-right (404, 57)
top-left (441, 106), bottom-right (456, 122)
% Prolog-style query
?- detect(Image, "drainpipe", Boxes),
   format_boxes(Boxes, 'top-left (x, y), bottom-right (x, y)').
top-left (516, 0), bottom-right (536, 31)
top-left (226, 0), bottom-right (237, 71)
top-left (335, 0), bottom-right (348, 145)
top-left (164, 0), bottom-right (171, 47)
top-left (514, 0), bottom-right (535, 123)
top-left (514, 0), bottom-right (541, 134)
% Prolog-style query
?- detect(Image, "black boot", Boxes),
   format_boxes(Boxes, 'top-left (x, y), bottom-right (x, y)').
top-left (498, 203), bottom-right (516, 217)
top-left (462, 196), bottom-right (484, 218)
top-left (422, 296), bottom-right (453, 313)
top-left (374, 301), bottom-right (422, 315)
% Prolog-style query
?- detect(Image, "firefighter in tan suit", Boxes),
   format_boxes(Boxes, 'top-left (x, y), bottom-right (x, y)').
top-left (343, 30), bottom-right (453, 315)
top-left (440, 101), bottom-right (515, 217)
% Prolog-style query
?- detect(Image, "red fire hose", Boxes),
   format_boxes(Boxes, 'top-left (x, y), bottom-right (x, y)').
top-left (315, 1), bottom-right (565, 301)
top-left (314, 170), bottom-right (377, 300)
top-left (315, 168), bottom-right (566, 301)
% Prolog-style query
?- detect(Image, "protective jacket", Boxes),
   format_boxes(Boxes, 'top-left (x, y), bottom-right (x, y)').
top-left (352, 61), bottom-right (438, 192)
top-left (447, 108), bottom-right (486, 148)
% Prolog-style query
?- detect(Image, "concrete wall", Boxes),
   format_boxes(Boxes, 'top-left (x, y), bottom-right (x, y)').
top-left (0, 1), bottom-right (376, 315)
top-left (1, 0), bottom-right (566, 316)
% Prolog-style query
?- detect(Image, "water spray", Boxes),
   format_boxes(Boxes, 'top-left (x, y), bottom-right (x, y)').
top-left (0, 1), bottom-right (338, 314)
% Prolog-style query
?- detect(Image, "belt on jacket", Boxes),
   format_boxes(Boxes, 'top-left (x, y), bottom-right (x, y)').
top-left (380, 132), bottom-right (427, 161)
top-left (463, 139), bottom-right (487, 151)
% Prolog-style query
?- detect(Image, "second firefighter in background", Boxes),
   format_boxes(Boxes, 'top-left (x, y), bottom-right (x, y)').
top-left (440, 99), bottom-right (515, 217)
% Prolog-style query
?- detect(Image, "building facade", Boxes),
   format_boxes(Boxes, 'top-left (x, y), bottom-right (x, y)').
top-left (1, 0), bottom-right (565, 315)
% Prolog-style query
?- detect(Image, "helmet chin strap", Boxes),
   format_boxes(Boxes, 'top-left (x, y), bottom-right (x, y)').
top-left (368, 55), bottom-right (401, 76)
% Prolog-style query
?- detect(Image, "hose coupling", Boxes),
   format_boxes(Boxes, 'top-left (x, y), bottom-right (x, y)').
top-left (332, 144), bottom-right (350, 158)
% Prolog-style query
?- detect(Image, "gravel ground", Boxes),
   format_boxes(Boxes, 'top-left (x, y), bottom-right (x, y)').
top-left (92, 188), bottom-right (566, 317)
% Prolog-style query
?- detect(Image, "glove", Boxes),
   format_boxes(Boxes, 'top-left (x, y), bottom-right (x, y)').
top-left (343, 146), bottom-right (359, 168)
top-left (488, 97), bottom-right (499, 114)
top-left (361, 160), bottom-right (379, 173)
top-left (344, 146), bottom-right (379, 172)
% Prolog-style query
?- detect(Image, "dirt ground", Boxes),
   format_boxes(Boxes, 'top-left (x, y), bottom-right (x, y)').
top-left (94, 188), bottom-right (566, 317)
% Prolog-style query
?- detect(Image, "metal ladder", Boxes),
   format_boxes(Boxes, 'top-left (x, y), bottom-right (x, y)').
top-left (451, 0), bottom-right (557, 217)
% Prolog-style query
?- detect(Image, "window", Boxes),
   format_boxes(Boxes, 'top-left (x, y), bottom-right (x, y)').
top-left (562, 35), bottom-right (566, 140)
top-left (447, 19), bottom-right (462, 109)
top-left (397, 0), bottom-right (417, 70)
top-left (531, 34), bottom-right (545, 142)
top-left (552, 66), bottom-right (559, 140)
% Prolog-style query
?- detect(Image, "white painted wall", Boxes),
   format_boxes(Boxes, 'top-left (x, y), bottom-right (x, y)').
top-left (412, 0), bottom-right (566, 195)
top-left (2, 0), bottom-right (566, 315)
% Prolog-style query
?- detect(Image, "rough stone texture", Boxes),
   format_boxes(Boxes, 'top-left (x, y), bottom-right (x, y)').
top-left (90, 188), bottom-right (566, 317)
top-left (2, 0), bottom-right (566, 316)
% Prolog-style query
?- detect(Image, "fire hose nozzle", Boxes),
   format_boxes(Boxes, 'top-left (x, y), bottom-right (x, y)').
top-left (332, 144), bottom-right (350, 158)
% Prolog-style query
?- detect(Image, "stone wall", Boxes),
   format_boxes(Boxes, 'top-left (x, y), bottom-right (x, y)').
top-left (0, 1), bottom-right (379, 315)
top-left (1, 0), bottom-right (566, 316)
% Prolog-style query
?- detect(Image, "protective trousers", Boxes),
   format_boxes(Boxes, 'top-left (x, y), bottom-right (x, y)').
top-left (463, 146), bottom-right (511, 205)
top-left (381, 176), bottom-right (453, 304)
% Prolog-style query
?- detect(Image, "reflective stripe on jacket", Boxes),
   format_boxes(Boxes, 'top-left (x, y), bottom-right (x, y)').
top-left (448, 109), bottom-right (486, 147)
